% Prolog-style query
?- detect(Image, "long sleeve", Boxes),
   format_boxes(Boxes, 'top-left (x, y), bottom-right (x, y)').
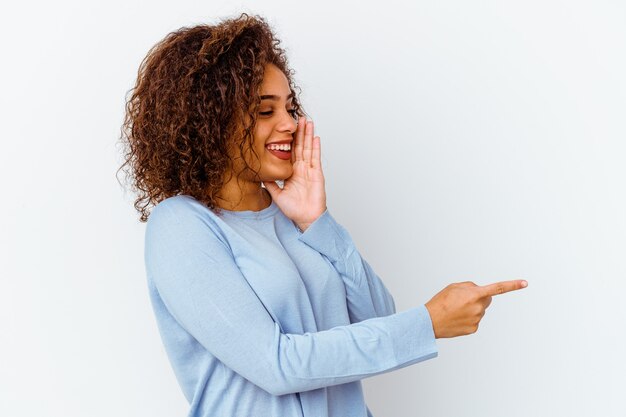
top-left (297, 209), bottom-right (397, 323)
top-left (145, 202), bottom-right (438, 397)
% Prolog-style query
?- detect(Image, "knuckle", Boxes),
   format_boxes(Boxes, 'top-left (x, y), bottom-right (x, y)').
top-left (472, 304), bottom-right (483, 316)
top-left (467, 289), bottom-right (481, 302)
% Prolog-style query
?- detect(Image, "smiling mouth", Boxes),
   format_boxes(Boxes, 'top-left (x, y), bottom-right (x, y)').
top-left (266, 147), bottom-right (292, 160)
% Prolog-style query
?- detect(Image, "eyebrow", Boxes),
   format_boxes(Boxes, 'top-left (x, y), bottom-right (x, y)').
top-left (260, 92), bottom-right (295, 101)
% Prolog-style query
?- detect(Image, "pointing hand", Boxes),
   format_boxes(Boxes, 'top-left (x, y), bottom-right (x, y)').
top-left (425, 280), bottom-right (528, 339)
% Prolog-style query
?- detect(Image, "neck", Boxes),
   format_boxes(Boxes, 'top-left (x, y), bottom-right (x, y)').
top-left (215, 178), bottom-right (272, 212)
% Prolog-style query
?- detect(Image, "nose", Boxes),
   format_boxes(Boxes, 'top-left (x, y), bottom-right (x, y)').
top-left (277, 109), bottom-right (297, 134)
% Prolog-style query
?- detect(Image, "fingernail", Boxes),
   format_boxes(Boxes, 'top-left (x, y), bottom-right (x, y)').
top-left (521, 280), bottom-right (528, 288)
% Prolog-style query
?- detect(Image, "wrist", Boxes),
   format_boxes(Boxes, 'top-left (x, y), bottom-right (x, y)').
top-left (295, 206), bottom-right (327, 232)
top-left (296, 222), bottom-right (312, 233)
top-left (424, 302), bottom-right (439, 339)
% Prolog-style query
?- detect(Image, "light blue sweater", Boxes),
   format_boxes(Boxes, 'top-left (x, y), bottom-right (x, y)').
top-left (144, 195), bottom-right (438, 417)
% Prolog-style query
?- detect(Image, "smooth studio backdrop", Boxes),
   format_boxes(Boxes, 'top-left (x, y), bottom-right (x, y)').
top-left (1, 1), bottom-right (624, 416)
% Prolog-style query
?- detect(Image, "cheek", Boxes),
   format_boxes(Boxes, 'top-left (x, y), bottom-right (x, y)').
top-left (254, 126), bottom-right (272, 153)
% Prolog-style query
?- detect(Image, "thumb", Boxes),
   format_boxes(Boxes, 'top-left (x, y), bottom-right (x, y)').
top-left (262, 181), bottom-right (281, 198)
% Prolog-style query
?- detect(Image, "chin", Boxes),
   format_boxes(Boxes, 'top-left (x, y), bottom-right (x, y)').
top-left (262, 168), bottom-right (292, 182)
top-left (259, 155), bottom-right (293, 180)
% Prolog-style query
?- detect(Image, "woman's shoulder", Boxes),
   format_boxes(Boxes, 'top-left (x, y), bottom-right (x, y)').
top-left (143, 196), bottom-right (233, 271)
top-left (144, 195), bottom-right (233, 254)
top-left (146, 194), bottom-right (223, 232)
top-left (151, 194), bottom-right (202, 213)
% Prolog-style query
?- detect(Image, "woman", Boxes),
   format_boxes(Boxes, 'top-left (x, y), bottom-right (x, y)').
top-left (119, 13), bottom-right (527, 417)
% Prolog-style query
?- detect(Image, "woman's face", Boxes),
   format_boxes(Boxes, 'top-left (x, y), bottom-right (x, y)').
top-left (232, 63), bottom-right (298, 182)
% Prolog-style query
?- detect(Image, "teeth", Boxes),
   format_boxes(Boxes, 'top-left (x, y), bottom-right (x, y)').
top-left (267, 144), bottom-right (291, 151)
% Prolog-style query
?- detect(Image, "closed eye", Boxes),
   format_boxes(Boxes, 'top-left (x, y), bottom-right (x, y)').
top-left (259, 109), bottom-right (298, 119)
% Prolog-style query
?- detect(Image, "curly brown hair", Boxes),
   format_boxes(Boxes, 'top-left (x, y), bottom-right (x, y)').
top-left (117, 13), bottom-right (305, 222)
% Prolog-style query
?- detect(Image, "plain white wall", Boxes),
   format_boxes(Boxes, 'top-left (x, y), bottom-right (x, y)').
top-left (1, 1), bottom-right (624, 416)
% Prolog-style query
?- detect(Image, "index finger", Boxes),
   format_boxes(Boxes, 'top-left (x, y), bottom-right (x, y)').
top-left (303, 119), bottom-right (314, 165)
top-left (477, 280), bottom-right (528, 297)
top-left (293, 116), bottom-right (306, 163)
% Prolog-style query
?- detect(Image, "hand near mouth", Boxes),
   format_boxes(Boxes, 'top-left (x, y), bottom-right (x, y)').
top-left (263, 117), bottom-right (327, 232)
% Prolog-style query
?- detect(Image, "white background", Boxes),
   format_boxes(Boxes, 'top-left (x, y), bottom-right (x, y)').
top-left (1, 1), bottom-right (625, 416)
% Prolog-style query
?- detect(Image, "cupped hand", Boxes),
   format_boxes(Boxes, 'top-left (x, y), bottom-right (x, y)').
top-left (263, 117), bottom-right (327, 231)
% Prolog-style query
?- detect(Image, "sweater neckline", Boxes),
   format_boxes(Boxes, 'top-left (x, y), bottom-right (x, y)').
top-left (219, 198), bottom-right (279, 219)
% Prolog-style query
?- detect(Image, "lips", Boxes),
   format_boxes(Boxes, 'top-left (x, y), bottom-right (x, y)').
top-left (266, 140), bottom-right (293, 145)
top-left (266, 147), bottom-right (292, 160)
top-left (266, 139), bottom-right (293, 160)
